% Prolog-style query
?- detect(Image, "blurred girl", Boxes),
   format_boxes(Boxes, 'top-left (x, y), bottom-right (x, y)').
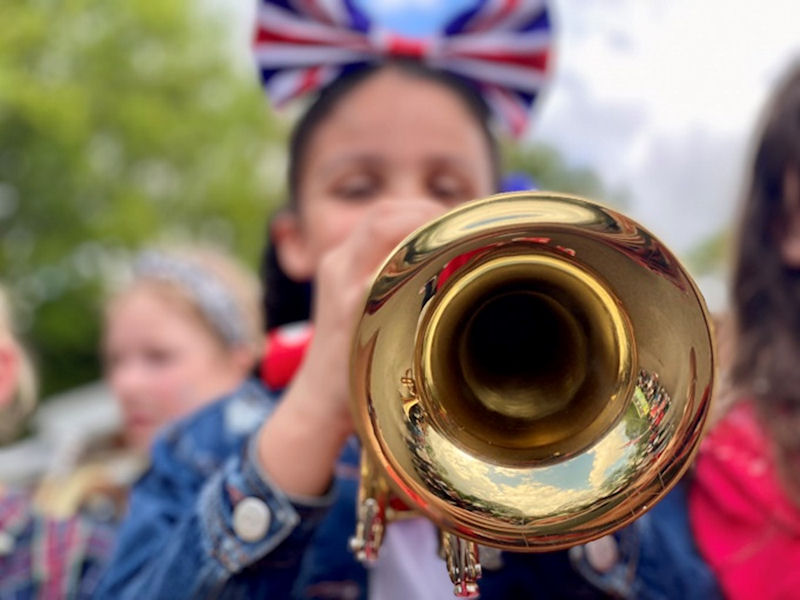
top-left (690, 62), bottom-right (800, 600)
top-left (96, 2), bottom-right (719, 599)
top-left (34, 246), bottom-right (262, 520)
top-left (105, 247), bottom-right (262, 452)
top-left (2, 248), bottom-right (262, 598)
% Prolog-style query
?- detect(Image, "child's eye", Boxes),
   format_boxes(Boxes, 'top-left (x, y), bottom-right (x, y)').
top-left (429, 173), bottom-right (470, 203)
top-left (333, 174), bottom-right (379, 201)
top-left (144, 347), bottom-right (176, 368)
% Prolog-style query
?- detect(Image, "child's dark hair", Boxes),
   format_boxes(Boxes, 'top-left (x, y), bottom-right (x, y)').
top-left (262, 60), bottom-right (501, 330)
top-left (731, 62), bottom-right (800, 504)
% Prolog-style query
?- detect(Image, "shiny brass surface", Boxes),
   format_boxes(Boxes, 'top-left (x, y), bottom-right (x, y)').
top-left (350, 192), bottom-right (714, 561)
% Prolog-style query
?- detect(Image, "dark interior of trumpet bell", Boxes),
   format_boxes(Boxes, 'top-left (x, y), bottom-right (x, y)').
top-left (423, 263), bottom-right (631, 465)
top-left (462, 290), bottom-right (588, 417)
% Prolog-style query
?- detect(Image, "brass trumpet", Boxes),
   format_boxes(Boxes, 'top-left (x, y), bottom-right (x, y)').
top-left (349, 192), bottom-right (714, 597)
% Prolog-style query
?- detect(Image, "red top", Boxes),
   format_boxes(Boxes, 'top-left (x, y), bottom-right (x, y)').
top-left (689, 400), bottom-right (800, 600)
top-left (261, 322), bottom-right (314, 391)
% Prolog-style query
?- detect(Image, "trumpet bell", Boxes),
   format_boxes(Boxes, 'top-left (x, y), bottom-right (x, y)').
top-left (351, 192), bottom-right (713, 559)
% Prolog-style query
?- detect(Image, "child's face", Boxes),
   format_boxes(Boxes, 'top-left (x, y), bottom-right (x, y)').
top-left (104, 287), bottom-right (244, 450)
top-left (275, 68), bottom-right (496, 282)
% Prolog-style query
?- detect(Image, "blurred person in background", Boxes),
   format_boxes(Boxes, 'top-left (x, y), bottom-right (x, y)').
top-left (1, 283), bottom-right (114, 599)
top-left (1, 246), bottom-right (262, 598)
top-left (104, 246), bottom-right (263, 452)
top-left (690, 61), bottom-right (800, 600)
top-left (0, 285), bottom-right (37, 447)
top-left (33, 245), bottom-right (263, 522)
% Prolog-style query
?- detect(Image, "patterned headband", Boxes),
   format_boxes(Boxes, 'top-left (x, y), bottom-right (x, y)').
top-left (133, 251), bottom-right (249, 348)
top-left (253, 0), bottom-right (554, 137)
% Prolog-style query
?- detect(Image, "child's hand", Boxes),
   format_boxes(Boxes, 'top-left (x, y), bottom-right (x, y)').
top-left (258, 199), bottom-right (449, 497)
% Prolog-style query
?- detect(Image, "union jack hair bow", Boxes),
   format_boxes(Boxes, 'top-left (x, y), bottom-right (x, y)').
top-left (253, 0), bottom-right (553, 137)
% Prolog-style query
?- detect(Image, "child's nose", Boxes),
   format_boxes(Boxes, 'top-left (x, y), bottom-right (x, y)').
top-left (382, 178), bottom-right (431, 205)
top-left (113, 362), bottom-right (148, 396)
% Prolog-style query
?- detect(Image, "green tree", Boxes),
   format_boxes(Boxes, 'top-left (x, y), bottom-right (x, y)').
top-left (0, 0), bottom-right (285, 396)
top-left (685, 228), bottom-right (731, 276)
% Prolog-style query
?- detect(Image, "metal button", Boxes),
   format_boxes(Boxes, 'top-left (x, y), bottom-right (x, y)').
top-left (0, 531), bottom-right (15, 556)
top-left (584, 535), bottom-right (619, 573)
top-left (233, 497), bottom-right (271, 542)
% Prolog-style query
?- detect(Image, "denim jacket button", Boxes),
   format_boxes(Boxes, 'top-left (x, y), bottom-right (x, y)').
top-left (233, 497), bottom-right (271, 542)
top-left (584, 535), bottom-right (619, 573)
top-left (0, 531), bottom-right (15, 556)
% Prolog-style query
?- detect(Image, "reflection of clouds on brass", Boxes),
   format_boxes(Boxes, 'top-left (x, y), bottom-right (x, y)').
top-left (588, 426), bottom-right (629, 489)
top-left (421, 425), bottom-right (619, 519)
top-left (404, 368), bottom-right (673, 523)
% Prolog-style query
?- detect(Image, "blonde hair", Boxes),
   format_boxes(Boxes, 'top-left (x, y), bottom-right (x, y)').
top-left (109, 245), bottom-right (264, 363)
top-left (0, 285), bottom-right (38, 442)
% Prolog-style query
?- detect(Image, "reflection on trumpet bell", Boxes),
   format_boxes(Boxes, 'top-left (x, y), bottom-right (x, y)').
top-left (350, 192), bottom-right (714, 596)
top-left (421, 251), bottom-right (632, 464)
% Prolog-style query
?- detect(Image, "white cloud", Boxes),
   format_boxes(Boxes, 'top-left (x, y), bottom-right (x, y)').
top-left (534, 0), bottom-right (800, 264)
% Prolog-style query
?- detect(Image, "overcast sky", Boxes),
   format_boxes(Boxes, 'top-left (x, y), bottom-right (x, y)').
top-left (225, 0), bottom-right (800, 307)
top-left (538, 1), bottom-right (798, 248)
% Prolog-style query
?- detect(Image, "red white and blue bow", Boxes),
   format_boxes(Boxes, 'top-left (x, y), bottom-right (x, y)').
top-left (253, 0), bottom-right (553, 137)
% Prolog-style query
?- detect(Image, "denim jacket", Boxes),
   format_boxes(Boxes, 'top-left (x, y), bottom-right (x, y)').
top-left (94, 380), bottom-right (720, 599)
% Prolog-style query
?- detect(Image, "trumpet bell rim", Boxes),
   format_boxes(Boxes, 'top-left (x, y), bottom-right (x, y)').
top-left (351, 191), bottom-right (714, 551)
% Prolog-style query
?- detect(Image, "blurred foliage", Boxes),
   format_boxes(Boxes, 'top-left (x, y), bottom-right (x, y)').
top-left (685, 228), bottom-right (732, 275)
top-left (1, 0), bottom-right (613, 398)
top-left (0, 0), bottom-right (285, 397)
top-left (503, 142), bottom-right (628, 209)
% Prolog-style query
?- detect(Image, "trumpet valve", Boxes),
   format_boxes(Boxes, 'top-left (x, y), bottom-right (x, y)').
top-left (349, 496), bottom-right (386, 562)
top-left (441, 531), bottom-right (482, 598)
